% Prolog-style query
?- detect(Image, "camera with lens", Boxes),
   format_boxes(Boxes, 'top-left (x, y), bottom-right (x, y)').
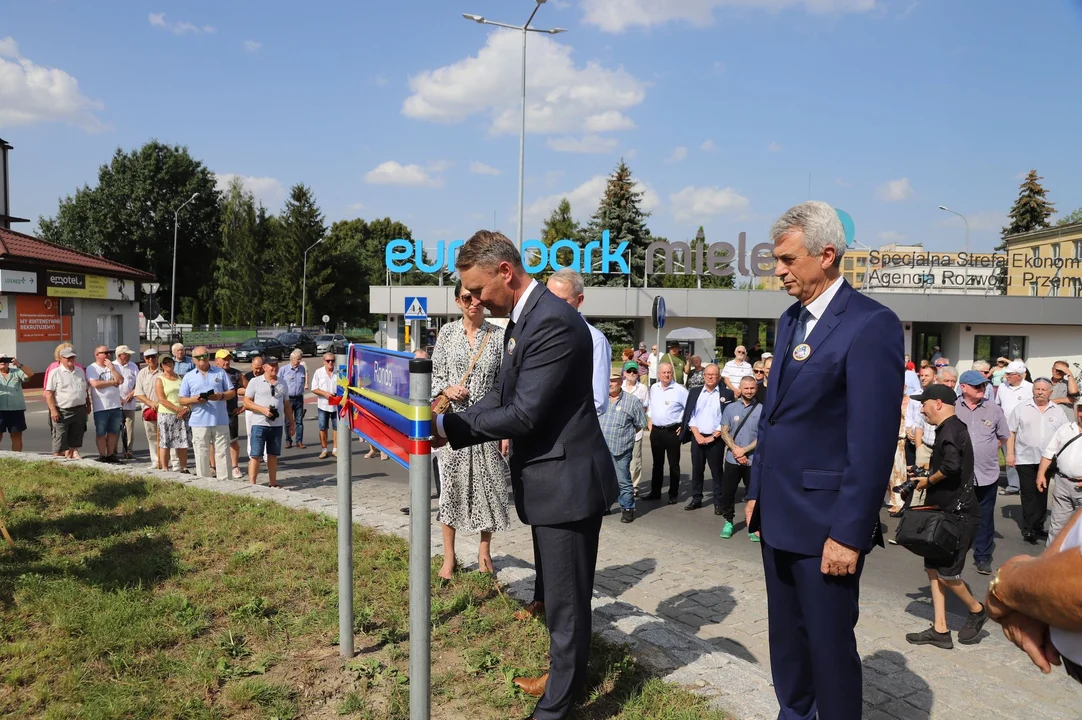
top-left (267, 406), bottom-right (280, 421)
top-left (199, 390), bottom-right (215, 401)
top-left (893, 466), bottom-right (929, 501)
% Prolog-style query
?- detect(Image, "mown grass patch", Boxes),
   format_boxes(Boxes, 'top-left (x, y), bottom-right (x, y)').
top-left (0, 459), bottom-right (726, 719)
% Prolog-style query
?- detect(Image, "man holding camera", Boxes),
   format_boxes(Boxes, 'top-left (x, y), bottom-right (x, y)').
top-left (242, 359), bottom-right (294, 487)
top-left (179, 345), bottom-right (236, 479)
top-left (904, 383), bottom-right (988, 649)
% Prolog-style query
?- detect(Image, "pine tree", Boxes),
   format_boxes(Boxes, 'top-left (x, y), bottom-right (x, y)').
top-left (582, 160), bottom-right (652, 287)
top-left (214, 177), bottom-right (259, 324)
top-left (1000, 170), bottom-right (1056, 249)
top-left (538, 198), bottom-right (582, 276)
top-left (1057, 207), bottom-right (1082, 226)
top-left (269, 184), bottom-right (326, 325)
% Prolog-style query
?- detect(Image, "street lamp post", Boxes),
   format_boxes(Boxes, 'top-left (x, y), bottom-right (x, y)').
top-left (170, 192), bottom-right (199, 342)
top-left (301, 237), bottom-right (326, 328)
top-left (937, 205), bottom-right (970, 256)
top-left (463, 3), bottom-right (566, 252)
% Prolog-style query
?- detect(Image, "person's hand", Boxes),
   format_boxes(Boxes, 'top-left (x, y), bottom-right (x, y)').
top-left (821, 538), bottom-right (860, 576)
top-left (999, 612), bottom-right (1061, 674)
top-left (431, 433), bottom-right (447, 450)
top-left (647, 421), bottom-right (653, 432)
top-left (732, 447), bottom-right (746, 461)
top-left (738, 455), bottom-right (751, 466)
top-left (674, 425), bottom-right (682, 435)
top-left (745, 499), bottom-right (756, 528)
top-left (50, 410), bottom-right (60, 423)
top-left (445, 385), bottom-right (468, 402)
top-left (287, 420), bottom-right (295, 435)
top-left (500, 439), bottom-right (509, 457)
top-left (916, 476), bottom-right (930, 491)
top-left (1006, 453), bottom-right (1016, 467)
top-left (1037, 474), bottom-right (1048, 492)
top-left (986, 585), bottom-right (1013, 622)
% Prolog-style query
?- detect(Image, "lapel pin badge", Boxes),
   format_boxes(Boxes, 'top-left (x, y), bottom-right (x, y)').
top-left (507, 338), bottom-right (517, 355)
top-left (792, 343), bottom-right (812, 362)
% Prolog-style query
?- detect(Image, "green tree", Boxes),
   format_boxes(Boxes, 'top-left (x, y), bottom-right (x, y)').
top-left (1057, 207), bottom-right (1082, 226)
top-left (582, 160), bottom-right (653, 288)
top-left (538, 198), bottom-right (582, 277)
top-left (214, 177), bottom-right (260, 325)
top-left (1000, 169), bottom-right (1056, 248)
top-left (37, 140), bottom-right (221, 324)
top-left (266, 184), bottom-right (326, 326)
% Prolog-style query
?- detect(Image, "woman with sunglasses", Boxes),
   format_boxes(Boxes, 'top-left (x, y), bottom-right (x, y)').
top-left (430, 280), bottom-right (508, 580)
top-left (155, 356), bottom-right (190, 474)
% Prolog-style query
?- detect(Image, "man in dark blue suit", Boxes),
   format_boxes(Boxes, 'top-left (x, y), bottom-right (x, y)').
top-left (435, 230), bottom-right (618, 720)
top-left (746, 201), bottom-right (903, 719)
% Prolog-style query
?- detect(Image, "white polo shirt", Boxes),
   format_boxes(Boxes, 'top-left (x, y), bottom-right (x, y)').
top-left (1043, 422), bottom-right (1082, 480)
top-left (1051, 517), bottom-right (1082, 664)
top-left (647, 381), bottom-right (688, 426)
top-left (311, 366), bottom-right (338, 413)
top-left (996, 380), bottom-right (1033, 424)
top-left (721, 359), bottom-right (753, 389)
top-left (1009, 400), bottom-right (1068, 466)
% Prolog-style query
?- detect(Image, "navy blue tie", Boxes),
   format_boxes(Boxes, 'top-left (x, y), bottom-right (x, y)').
top-left (791, 307), bottom-right (812, 349)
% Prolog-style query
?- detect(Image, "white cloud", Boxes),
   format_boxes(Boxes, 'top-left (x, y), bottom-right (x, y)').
top-left (374, 75), bottom-right (389, 87)
top-left (0, 36), bottom-right (104, 130)
top-left (215, 174), bottom-right (287, 211)
top-left (469, 161), bottom-right (502, 176)
top-left (348, 202), bottom-right (366, 212)
top-left (525, 173), bottom-right (661, 225)
top-left (877, 177), bottom-right (913, 202)
top-left (402, 31), bottom-right (647, 135)
top-left (879, 230), bottom-right (906, 243)
top-left (363, 161), bottom-right (443, 188)
top-left (148, 12), bottom-right (215, 35)
top-left (768, 141), bottom-right (782, 152)
top-left (700, 139), bottom-right (718, 153)
top-left (669, 186), bottom-right (750, 222)
top-left (666, 146), bottom-right (688, 164)
top-left (243, 40), bottom-right (262, 53)
top-left (582, 0), bottom-right (877, 32)
top-left (426, 160), bottom-right (452, 173)
top-left (547, 135), bottom-right (619, 154)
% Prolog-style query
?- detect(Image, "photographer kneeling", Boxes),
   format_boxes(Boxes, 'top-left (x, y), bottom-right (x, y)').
top-left (903, 384), bottom-right (988, 649)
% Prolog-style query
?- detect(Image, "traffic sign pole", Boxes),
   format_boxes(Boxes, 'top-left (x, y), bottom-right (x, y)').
top-left (408, 358), bottom-right (433, 720)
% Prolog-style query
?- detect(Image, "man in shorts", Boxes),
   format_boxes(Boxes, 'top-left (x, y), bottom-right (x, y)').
top-left (310, 352), bottom-right (339, 459)
top-left (243, 359), bottom-right (295, 487)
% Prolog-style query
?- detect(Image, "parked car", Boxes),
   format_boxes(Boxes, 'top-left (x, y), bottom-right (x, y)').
top-left (315, 333), bottom-right (348, 355)
top-left (277, 332), bottom-right (317, 357)
top-left (233, 337), bottom-right (288, 362)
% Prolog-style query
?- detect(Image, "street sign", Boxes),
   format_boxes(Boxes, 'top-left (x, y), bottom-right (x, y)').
top-left (322, 314), bottom-right (330, 323)
top-left (652, 296), bottom-right (666, 330)
top-left (140, 282), bottom-right (160, 295)
top-left (404, 296), bottom-right (428, 320)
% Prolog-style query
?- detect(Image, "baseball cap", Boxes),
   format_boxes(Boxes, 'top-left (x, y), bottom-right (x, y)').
top-left (215, 349), bottom-right (233, 359)
top-left (143, 347), bottom-right (159, 356)
top-left (60, 348), bottom-right (77, 358)
top-left (638, 342), bottom-right (647, 350)
top-left (115, 345), bottom-right (133, 356)
top-left (910, 384), bottom-right (957, 405)
top-left (1005, 360), bottom-right (1026, 374)
top-left (762, 352), bottom-right (773, 360)
top-left (959, 369), bottom-right (990, 387)
top-left (622, 361), bottom-right (640, 373)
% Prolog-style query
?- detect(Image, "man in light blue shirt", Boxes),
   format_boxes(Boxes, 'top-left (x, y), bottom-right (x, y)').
top-left (643, 362), bottom-right (689, 503)
top-left (278, 349), bottom-right (308, 448)
top-left (179, 345), bottom-right (235, 479)
top-left (171, 342), bottom-right (194, 377)
top-left (683, 364), bottom-right (727, 511)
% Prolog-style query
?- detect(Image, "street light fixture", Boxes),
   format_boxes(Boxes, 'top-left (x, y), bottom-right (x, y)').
top-left (170, 192), bottom-right (199, 341)
top-left (938, 205), bottom-right (970, 256)
top-left (462, 1), bottom-right (566, 252)
top-left (301, 237), bottom-right (326, 328)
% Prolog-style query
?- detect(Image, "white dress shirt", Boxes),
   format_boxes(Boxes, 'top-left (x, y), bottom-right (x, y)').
top-left (800, 276), bottom-right (846, 338)
top-left (689, 386), bottom-right (724, 434)
top-left (586, 320), bottom-right (611, 416)
top-left (647, 381), bottom-right (688, 426)
top-left (1051, 516), bottom-right (1082, 664)
top-left (1009, 400), bottom-right (1068, 466)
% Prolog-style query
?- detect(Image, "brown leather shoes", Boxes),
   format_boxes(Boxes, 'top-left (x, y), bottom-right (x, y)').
top-left (513, 600), bottom-right (545, 621)
top-left (513, 672), bottom-right (548, 698)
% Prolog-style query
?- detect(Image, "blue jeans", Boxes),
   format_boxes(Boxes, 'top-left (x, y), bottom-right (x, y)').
top-left (973, 482), bottom-right (998, 564)
top-left (286, 396), bottom-right (304, 444)
top-left (612, 448), bottom-right (634, 510)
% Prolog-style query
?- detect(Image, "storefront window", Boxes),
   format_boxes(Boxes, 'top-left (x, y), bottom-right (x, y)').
top-left (974, 335), bottom-right (1026, 364)
top-left (96, 314), bottom-right (123, 350)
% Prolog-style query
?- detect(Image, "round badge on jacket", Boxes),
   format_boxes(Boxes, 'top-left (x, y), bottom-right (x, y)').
top-left (507, 338), bottom-right (517, 355)
top-left (792, 343), bottom-right (811, 362)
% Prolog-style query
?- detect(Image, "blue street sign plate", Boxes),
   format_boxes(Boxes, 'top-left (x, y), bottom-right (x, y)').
top-left (404, 296), bottom-right (427, 320)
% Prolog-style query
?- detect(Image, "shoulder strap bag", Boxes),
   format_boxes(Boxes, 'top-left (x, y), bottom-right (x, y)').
top-left (1047, 431), bottom-right (1082, 480)
top-left (894, 441), bottom-right (974, 565)
top-left (431, 328), bottom-right (491, 416)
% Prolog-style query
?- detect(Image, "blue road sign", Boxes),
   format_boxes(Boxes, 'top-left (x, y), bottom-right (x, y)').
top-left (404, 296), bottom-right (427, 320)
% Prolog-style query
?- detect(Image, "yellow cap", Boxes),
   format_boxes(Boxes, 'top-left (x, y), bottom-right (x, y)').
top-left (215, 349), bottom-right (232, 359)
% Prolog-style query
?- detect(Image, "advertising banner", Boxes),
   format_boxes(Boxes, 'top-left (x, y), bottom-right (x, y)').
top-left (45, 270), bottom-right (135, 300)
top-left (0, 269), bottom-right (38, 294)
top-left (16, 295), bottom-right (70, 342)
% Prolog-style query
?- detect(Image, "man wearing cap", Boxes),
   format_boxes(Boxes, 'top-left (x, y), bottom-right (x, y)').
top-left (44, 347), bottom-right (91, 460)
top-left (904, 383), bottom-right (987, 650)
top-left (997, 361), bottom-right (1033, 496)
top-left (179, 346), bottom-right (236, 480)
top-left (620, 361), bottom-right (649, 494)
top-left (114, 345), bottom-right (140, 460)
top-left (957, 369), bottom-right (1010, 575)
top-left (1008, 378), bottom-right (1068, 543)
top-left (599, 372), bottom-right (648, 523)
top-left (931, 345), bottom-right (943, 363)
top-left (633, 342), bottom-right (649, 376)
top-left (214, 349), bottom-right (246, 479)
top-left (134, 348), bottom-right (163, 469)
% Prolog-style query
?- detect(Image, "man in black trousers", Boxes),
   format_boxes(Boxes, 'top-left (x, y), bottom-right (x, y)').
top-left (435, 230), bottom-right (617, 720)
top-left (642, 362), bottom-right (689, 504)
top-left (680, 364), bottom-right (733, 510)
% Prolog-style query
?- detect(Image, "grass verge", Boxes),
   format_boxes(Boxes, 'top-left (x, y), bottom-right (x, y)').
top-left (0, 459), bottom-right (726, 719)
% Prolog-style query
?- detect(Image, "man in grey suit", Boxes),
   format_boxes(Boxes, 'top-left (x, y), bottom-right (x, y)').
top-left (434, 230), bottom-right (618, 720)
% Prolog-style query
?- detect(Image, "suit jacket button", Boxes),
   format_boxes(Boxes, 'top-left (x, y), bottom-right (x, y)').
top-left (769, 419), bottom-right (776, 426)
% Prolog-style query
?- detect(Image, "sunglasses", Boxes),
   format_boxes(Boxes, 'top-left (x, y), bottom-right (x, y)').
top-left (193, 354), bottom-right (211, 360)
top-left (457, 294), bottom-right (474, 304)
top-left (753, 370), bottom-right (765, 375)
top-left (324, 358), bottom-right (335, 363)
top-left (934, 363), bottom-right (948, 367)
top-left (96, 351), bottom-right (112, 355)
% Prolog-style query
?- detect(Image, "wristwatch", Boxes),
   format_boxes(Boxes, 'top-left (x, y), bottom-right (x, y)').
top-left (988, 568), bottom-right (1005, 602)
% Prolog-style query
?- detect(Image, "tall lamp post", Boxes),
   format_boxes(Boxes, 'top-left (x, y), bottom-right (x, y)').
top-left (301, 237), bottom-right (326, 328)
top-left (171, 192), bottom-right (199, 342)
top-left (937, 205), bottom-right (970, 256)
top-left (463, 2), bottom-right (566, 252)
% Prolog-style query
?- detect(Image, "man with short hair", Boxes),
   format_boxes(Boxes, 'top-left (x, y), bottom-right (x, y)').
top-left (113, 345), bottom-right (139, 459)
top-left (44, 347), bottom-right (90, 460)
top-left (1008, 379), bottom-right (1068, 543)
top-left (660, 342), bottom-right (686, 386)
top-left (279, 349), bottom-right (308, 448)
top-left (969, 360), bottom-right (995, 401)
top-left (547, 268), bottom-right (611, 416)
top-left (998, 360), bottom-right (1033, 495)
top-left (906, 365), bottom-right (938, 467)
top-left (171, 342), bottom-right (194, 377)
top-left (86, 346), bottom-right (123, 463)
top-left (1038, 398), bottom-right (1082, 544)
top-left (214, 349), bottom-right (246, 479)
top-left (721, 345), bottom-right (754, 394)
top-left (600, 373), bottom-right (648, 523)
top-left (134, 349), bottom-right (162, 470)
top-left (620, 361), bottom-right (649, 495)
top-left (719, 375), bottom-right (762, 539)
top-left (311, 352), bottom-right (340, 459)
top-left (643, 362), bottom-right (689, 503)
top-left (647, 344), bottom-right (658, 386)
top-left (957, 369), bottom-right (1010, 575)
top-left (243, 358), bottom-right (295, 487)
top-left (1050, 360), bottom-right (1080, 421)
top-left (179, 345), bottom-right (235, 479)
top-left (241, 355), bottom-right (266, 461)
top-left (680, 364), bottom-right (729, 511)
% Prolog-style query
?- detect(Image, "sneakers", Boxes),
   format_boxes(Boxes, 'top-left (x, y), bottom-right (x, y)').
top-left (749, 532), bottom-right (761, 543)
top-left (319, 449), bottom-right (329, 459)
top-left (958, 605), bottom-right (988, 645)
top-left (231, 467), bottom-right (243, 479)
top-left (906, 626), bottom-right (953, 649)
top-left (975, 561), bottom-right (992, 576)
top-left (332, 448), bottom-right (338, 457)
top-left (998, 487), bottom-right (1019, 496)
top-left (621, 509), bottom-right (635, 523)
top-left (720, 521), bottom-right (735, 539)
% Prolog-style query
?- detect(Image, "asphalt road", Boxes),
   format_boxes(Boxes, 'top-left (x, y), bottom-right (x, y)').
top-left (13, 355), bottom-right (1042, 618)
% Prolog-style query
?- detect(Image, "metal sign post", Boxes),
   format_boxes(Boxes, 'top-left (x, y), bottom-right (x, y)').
top-left (408, 358), bottom-right (433, 720)
top-left (335, 352), bottom-right (354, 658)
top-left (652, 296), bottom-right (667, 381)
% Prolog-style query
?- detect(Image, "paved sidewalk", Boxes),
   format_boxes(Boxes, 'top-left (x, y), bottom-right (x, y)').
top-left (8, 450), bottom-right (1078, 720)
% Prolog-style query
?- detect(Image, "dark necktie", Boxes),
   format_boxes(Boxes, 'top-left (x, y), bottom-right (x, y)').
top-left (791, 307), bottom-right (812, 348)
top-left (504, 319), bottom-right (516, 350)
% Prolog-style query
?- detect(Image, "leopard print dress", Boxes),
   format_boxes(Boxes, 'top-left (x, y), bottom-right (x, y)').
top-left (431, 320), bottom-right (509, 533)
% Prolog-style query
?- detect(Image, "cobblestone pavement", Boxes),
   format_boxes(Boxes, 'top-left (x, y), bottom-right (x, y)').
top-left (9, 448), bottom-right (1078, 720)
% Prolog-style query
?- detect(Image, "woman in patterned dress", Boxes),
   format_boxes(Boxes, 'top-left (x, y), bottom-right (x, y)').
top-left (431, 281), bottom-right (508, 580)
top-left (887, 387), bottom-right (910, 514)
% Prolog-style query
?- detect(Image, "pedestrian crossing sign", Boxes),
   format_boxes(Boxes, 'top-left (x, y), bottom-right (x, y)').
top-left (404, 296), bottom-right (428, 320)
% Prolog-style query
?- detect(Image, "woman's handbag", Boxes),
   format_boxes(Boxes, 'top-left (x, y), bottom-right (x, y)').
top-left (894, 506), bottom-right (965, 565)
top-left (142, 406), bottom-right (158, 423)
top-left (431, 330), bottom-right (491, 416)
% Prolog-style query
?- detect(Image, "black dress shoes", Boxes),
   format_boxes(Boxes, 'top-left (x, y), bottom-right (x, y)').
top-left (667, 497), bottom-right (678, 505)
top-left (638, 492), bottom-right (661, 500)
top-left (713, 505), bottom-right (723, 516)
top-left (684, 499), bottom-right (703, 511)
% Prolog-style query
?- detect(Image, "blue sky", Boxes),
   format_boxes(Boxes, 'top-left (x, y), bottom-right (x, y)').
top-left (3, 0), bottom-right (1081, 256)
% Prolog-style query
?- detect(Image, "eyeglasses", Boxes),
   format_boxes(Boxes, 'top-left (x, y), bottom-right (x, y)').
top-left (193, 354), bottom-right (211, 360)
top-left (96, 351), bottom-right (111, 355)
top-left (934, 363), bottom-right (948, 368)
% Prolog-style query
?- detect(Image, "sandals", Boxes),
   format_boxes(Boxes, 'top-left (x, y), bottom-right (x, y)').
top-left (477, 556), bottom-right (495, 576)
